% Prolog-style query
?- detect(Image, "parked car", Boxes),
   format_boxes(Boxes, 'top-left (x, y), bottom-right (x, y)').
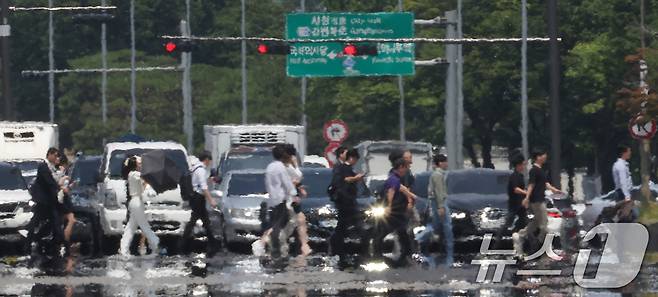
top-left (298, 168), bottom-right (375, 245)
top-left (98, 142), bottom-right (192, 239)
top-left (213, 170), bottom-right (268, 244)
top-left (68, 155), bottom-right (104, 255)
top-left (0, 162), bottom-right (33, 241)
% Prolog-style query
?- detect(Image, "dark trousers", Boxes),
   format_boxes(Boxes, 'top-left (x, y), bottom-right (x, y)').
top-left (182, 194), bottom-right (216, 251)
top-left (330, 205), bottom-right (368, 258)
top-left (27, 202), bottom-right (63, 248)
top-left (495, 206), bottom-right (528, 243)
top-left (373, 211), bottom-right (412, 259)
top-left (269, 202), bottom-right (289, 258)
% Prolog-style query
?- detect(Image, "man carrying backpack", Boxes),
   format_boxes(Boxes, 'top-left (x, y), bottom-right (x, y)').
top-left (181, 152), bottom-right (219, 255)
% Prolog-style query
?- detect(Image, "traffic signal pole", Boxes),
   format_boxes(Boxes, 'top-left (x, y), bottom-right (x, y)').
top-left (397, 0), bottom-right (406, 142)
top-left (240, 0), bottom-right (248, 124)
top-left (548, 0), bottom-right (561, 187)
top-left (181, 19), bottom-right (193, 152)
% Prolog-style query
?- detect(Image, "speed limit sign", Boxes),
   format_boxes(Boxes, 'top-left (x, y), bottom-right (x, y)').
top-left (323, 119), bottom-right (349, 143)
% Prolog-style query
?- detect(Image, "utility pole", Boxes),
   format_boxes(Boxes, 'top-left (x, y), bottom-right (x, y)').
top-left (48, 0), bottom-right (55, 123)
top-left (445, 10), bottom-right (458, 170)
top-left (181, 20), bottom-right (193, 152)
top-left (521, 0), bottom-right (529, 172)
top-left (456, 0), bottom-right (464, 167)
top-left (240, 0), bottom-right (248, 124)
top-left (397, 0), bottom-right (406, 142)
top-left (100, 0), bottom-right (108, 130)
top-left (548, 0), bottom-right (561, 187)
top-left (129, 0), bottom-right (137, 133)
top-left (0, 0), bottom-right (11, 120)
top-left (182, 0), bottom-right (194, 152)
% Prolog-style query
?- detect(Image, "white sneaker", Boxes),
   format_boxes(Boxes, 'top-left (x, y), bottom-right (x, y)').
top-left (512, 232), bottom-right (524, 258)
top-left (252, 240), bottom-right (266, 257)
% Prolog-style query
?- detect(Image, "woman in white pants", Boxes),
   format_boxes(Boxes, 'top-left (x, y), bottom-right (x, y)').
top-left (119, 156), bottom-right (160, 256)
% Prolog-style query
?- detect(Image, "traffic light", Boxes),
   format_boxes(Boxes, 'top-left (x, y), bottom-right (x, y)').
top-left (163, 40), bottom-right (195, 54)
top-left (256, 43), bottom-right (290, 55)
top-left (342, 44), bottom-right (378, 56)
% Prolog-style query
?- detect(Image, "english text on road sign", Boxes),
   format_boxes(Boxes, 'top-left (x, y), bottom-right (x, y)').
top-left (286, 12), bottom-right (415, 77)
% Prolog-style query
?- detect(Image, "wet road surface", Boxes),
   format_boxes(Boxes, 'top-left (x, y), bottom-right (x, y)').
top-left (0, 247), bottom-right (656, 296)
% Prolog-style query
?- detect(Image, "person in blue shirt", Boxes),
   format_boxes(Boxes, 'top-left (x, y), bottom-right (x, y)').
top-left (372, 158), bottom-right (413, 264)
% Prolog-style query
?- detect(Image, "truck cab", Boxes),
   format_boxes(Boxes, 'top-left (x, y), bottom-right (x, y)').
top-left (98, 141), bottom-right (191, 237)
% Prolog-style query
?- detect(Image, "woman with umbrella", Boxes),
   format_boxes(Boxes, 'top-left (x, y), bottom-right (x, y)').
top-left (119, 156), bottom-right (161, 257)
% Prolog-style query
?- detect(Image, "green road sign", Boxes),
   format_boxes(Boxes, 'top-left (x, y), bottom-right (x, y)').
top-left (286, 12), bottom-right (415, 77)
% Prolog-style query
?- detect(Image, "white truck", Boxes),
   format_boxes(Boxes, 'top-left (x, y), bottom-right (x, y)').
top-left (0, 121), bottom-right (59, 185)
top-left (98, 141), bottom-right (192, 237)
top-left (203, 125), bottom-right (306, 170)
top-left (354, 140), bottom-right (433, 183)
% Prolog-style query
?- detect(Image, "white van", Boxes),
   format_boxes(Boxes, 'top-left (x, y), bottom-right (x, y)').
top-left (0, 122), bottom-right (58, 185)
top-left (98, 141), bottom-right (191, 237)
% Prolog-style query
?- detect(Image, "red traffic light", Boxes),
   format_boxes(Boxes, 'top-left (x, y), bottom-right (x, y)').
top-left (342, 44), bottom-right (378, 56)
top-left (256, 43), bottom-right (290, 55)
top-left (165, 42), bottom-right (177, 53)
top-left (343, 44), bottom-right (358, 56)
top-left (257, 44), bottom-right (269, 54)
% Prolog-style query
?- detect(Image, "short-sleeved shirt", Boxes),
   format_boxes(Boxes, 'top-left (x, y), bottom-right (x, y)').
top-left (335, 163), bottom-right (358, 205)
top-left (528, 165), bottom-right (547, 203)
top-left (191, 165), bottom-right (209, 195)
top-left (384, 172), bottom-right (407, 212)
top-left (507, 171), bottom-right (526, 209)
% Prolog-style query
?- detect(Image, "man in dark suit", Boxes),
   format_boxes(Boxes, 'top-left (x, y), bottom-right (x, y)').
top-left (26, 147), bottom-right (65, 254)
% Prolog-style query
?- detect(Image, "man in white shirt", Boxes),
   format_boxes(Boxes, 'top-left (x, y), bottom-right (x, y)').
top-left (181, 152), bottom-right (219, 255)
top-left (612, 145), bottom-right (633, 201)
top-left (265, 144), bottom-right (297, 259)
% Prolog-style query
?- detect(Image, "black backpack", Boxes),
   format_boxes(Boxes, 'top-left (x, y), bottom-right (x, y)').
top-left (180, 166), bottom-right (202, 201)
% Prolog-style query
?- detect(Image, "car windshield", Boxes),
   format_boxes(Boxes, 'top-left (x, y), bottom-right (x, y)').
top-left (413, 173), bottom-right (430, 198)
top-left (303, 170), bottom-right (371, 198)
top-left (227, 173), bottom-right (267, 196)
top-left (108, 149), bottom-right (188, 178)
top-left (0, 165), bottom-right (27, 190)
top-left (13, 160), bottom-right (40, 173)
top-left (72, 158), bottom-right (102, 186)
top-left (221, 151), bottom-right (272, 173)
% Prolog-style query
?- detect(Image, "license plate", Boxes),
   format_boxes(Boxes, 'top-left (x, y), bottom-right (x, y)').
top-left (149, 213), bottom-right (167, 221)
top-left (319, 219), bottom-right (337, 228)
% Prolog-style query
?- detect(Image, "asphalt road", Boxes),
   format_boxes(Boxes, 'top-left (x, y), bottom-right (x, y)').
top-left (0, 248), bottom-right (655, 296)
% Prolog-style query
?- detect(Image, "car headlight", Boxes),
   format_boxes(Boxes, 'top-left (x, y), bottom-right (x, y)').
top-left (104, 190), bottom-right (120, 210)
top-left (317, 205), bottom-right (333, 216)
top-left (366, 206), bottom-right (386, 218)
top-left (229, 208), bottom-right (256, 219)
top-left (451, 211), bottom-right (466, 219)
top-left (17, 201), bottom-right (32, 212)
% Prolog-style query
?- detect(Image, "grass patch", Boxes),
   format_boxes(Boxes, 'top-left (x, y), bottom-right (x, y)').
top-left (639, 201), bottom-right (658, 225)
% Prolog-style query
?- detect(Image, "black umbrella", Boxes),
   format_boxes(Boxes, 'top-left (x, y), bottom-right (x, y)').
top-left (141, 150), bottom-right (183, 194)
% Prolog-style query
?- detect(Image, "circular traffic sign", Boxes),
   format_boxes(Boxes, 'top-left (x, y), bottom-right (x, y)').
top-left (323, 119), bottom-right (349, 143)
top-left (629, 115), bottom-right (657, 140)
top-left (324, 142), bottom-right (342, 168)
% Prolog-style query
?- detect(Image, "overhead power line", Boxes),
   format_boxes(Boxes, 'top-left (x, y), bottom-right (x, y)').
top-left (21, 66), bottom-right (181, 76)
top-left (161, 35), bottom-right (559, 44)
top-left (9, 6), bottom-right (116, 12)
